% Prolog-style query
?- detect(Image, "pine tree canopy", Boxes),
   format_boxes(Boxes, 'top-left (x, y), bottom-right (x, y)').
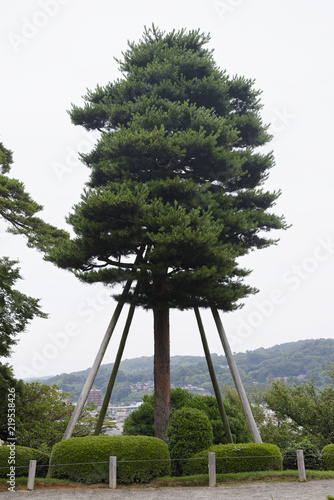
top-left (0, 257), bottom-right (47, 358)
top-left (0, 142), bottom-right (68, 356)
top-left (47, 26), bottom-right (286, 311)
top-left (0, 142), bottom-right (68, 252)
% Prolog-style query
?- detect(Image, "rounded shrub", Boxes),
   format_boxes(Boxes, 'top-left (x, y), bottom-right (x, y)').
top-left (49, 435), bottom-right (170, 484)
top-left (123, 401), bottom-right (154, 436)
top-left (322, 444), bottom-right (334, 470)
top-left (166, 407), bottom-right (213, 476)
top-left (183, 443), bottom-right (282, 476)
top-left (0, 445), bottom-right (49, 478)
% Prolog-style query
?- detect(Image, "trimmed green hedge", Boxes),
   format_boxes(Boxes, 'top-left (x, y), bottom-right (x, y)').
top-left (0, 445), bottom-right (49, 478)
top-left (322, 444), bottom-right (334, 470)
top-left (183, 443), bottom-right (282, 476)
top-left (49, 435), bottom-right (170, 484)
top-left (166, 407), bottom-right (213, 476)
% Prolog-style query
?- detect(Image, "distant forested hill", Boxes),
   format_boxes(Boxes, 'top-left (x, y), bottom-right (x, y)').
top-left (41, 338), bottom-right (334, 402)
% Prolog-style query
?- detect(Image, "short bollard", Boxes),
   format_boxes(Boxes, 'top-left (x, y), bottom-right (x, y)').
top-left (296, 449), bottom-right (306, 482)
top-left (27, 460), bottom-right (37, 490)
top-left (109, 456), bottom-right (117, 489)
top-left (208, 452), bottom-right (216, 487)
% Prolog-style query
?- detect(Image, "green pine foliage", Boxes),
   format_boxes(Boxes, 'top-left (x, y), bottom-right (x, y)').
top-left (49, 435), bottom-right (170, 484)
top-left (0, 142), bottom-right (67, 352)
top-left (182, 443), bottom-right (282, 476)
top-left (0, 143), bottom-right (49, 369)
top-left (0, 143), bottom-right (67, 251)
top-left (47, 25), bottom-right (286, 311)
top-left (0, 258), bottom-right (47, 359)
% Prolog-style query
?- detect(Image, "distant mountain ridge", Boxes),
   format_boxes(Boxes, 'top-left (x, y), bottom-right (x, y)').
top-left (42, 338), bottom-right (334, 401)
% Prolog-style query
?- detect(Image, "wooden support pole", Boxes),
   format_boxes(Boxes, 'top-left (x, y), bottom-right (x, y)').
top-left (94, 303), bottom-right (136, 435)
top-left (62, 246), bottom-right (147, 441)
top-left (27, 460), bottom-right (36, 491)
top-left (109, 456), bottom-right (117, 489)
top-left (211, 307), bottom-right (262, 443)
top-left (62, 280), bottom-right (132, 440)
top-left (208, 452), bottom-right (216, 487)
top-left (296, 449), bottom-right (306, 482)
top-left (194, 307), bottom-right (233, 443)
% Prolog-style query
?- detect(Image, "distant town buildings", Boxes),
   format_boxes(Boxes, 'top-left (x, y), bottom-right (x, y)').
top-left (87, 386), bottom-right (103, 407)
top-left (108, 403), bottom-right (142, 423)
top-left (129, 381), bottom-right (211, 396)
top-left (85, 380), bottom-right (211, 410)
top-left (130, 381), bottom-right (154, 393)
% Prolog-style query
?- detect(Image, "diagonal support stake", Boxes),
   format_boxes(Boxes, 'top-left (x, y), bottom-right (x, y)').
top-left (62, 245), bottom-right (148, 441)
top-left (94, 302), bottom-right (136, 435)
top-left (211, 307), bottom-right (262, 443)
top-left (194, 307), bottom-right (233, 443)
top-left (62, 280), bottom-right (133, 440)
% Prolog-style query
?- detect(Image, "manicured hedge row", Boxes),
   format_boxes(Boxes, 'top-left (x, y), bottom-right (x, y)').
top-left (322, 444), bottom-right (334, 470)
top-left (0, 445), bottom-right (49, 478)
top-left (183, 443), bottom-right (282, 476)
top-left (49, 435), bottom-right (170, 484)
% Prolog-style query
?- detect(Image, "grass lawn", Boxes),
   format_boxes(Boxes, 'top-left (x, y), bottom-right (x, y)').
top-left (1, 470), bottom-right (334, 490)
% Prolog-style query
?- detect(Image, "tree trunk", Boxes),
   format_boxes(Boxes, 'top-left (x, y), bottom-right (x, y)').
top-left (153, 306), bottom-right (171, 441)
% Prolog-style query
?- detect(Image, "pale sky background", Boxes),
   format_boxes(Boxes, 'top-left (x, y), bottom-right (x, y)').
top-left (1, 0), bottom-right (334, 379)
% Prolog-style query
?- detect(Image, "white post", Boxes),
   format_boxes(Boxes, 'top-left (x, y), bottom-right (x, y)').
top-left (208, 452), bottom-right (216, 487)
top-left (27, 460), bottom-right (36, 490)
top-left (296, 449), bottom-right (306, 482)
top-left (109, 456), bottom-right (117, 489)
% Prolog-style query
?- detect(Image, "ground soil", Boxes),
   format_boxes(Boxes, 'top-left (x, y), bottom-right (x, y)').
top-left (1, 478), bottom-right (334, 499)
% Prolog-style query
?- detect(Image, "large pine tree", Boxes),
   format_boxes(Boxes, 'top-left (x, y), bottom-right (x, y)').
top-left (48, 26), bottom-right (286, 439)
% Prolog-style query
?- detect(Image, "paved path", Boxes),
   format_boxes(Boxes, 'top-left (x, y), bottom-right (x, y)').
top-left (2, 480), bottom-right (334, 499)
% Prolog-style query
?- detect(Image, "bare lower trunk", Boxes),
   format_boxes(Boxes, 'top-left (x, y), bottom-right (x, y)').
top-left (153, 307), bottom-right (171, 441)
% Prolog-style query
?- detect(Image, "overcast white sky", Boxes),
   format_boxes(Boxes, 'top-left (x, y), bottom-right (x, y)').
top-left (1, 0), bottom-right (334, 379)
